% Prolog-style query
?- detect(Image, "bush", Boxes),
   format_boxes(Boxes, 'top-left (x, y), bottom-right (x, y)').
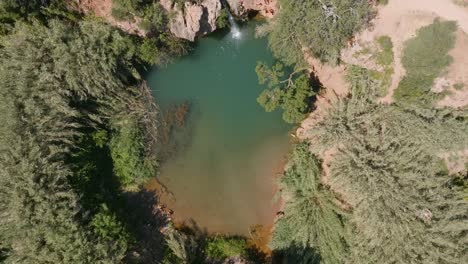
top-left (138, 37), bottom-right (159, 64)
top-left (110, 116), bottom-right (156, 189)
top-left (216, 8), bottom-right (229, 29)
top-left (394, 19), bottom-right (457, 105)
top-left (111, 7), bottom-right (133, 21)
top-left (91, 204), bottom-right (131, 244)
top-left (205, 237), bottom-right (248, 260)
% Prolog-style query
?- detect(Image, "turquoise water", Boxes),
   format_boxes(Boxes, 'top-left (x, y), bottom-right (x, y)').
top-left (146, 24), bottom-right (291, 235)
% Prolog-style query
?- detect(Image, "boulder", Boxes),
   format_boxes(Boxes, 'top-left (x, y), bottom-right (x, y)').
top-left (161, 0), bottom-right (222, 41)
top-left (226, 0), bottom-right (278, 18)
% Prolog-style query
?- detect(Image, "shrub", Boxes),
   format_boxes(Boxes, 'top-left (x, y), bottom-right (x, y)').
top-left (394, 19), bottom-right (457, 105)
top-left (205, 237), bottom-right (248, 260)
top-left (216, 8), bottom-right (229, 29)
top-left (110, 116), bottom-right (156, 189)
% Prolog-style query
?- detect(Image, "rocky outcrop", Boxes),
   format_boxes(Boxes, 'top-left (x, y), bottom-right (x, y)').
top-left (72, 0), bottom-right (147, 36)
top-left (226, 0), bottom-right (278, 18)
top-left (161, 0), bottom-right (222, 41)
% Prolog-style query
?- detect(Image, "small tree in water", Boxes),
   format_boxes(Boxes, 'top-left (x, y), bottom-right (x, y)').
top-left (256, 62), bottom-right (316, 123)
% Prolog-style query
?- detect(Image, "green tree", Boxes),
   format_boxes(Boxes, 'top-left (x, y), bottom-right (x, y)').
top-left (271, 143), bottom-right (349, 264)
top-left (306, 69), bottom-right (468, 263)
top-left (0, 19), bottom-right (160, 262)
top-left (268, 0), bottom-right (374, 66)
top-left (256, 62), bottom-right (315, 123)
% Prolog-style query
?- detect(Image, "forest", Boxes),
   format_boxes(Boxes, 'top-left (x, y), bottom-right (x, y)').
top-left (0, 0), bottom-right (467, 263)
top-left (0, 0), bottom-right (184, 262)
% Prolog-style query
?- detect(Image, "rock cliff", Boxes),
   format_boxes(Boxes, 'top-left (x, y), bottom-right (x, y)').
top-left (160, 0), bottom-right (222, 41)
top-left (161, 0), bottom-right (278, 41)
top-left (226, 0), bottom-right (278, 18)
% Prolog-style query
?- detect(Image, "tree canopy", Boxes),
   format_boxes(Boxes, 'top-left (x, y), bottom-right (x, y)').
top-left (0, 18), bottom-right (160, 263)
top-left (268, 0), bottom-right (374, 66)
top-left (298, 66), bottom-right (468, 263)
top-left (256, 62), bottom-right (316, 123)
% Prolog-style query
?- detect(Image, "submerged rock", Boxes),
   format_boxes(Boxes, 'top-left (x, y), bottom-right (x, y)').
top-left (161, 0), bottom-right (222, 41)
top-left (226, 0), bottom-right (278, 18)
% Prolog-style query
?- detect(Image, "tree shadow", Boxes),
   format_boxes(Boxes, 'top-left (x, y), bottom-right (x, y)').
top-left (307, 72), bottom-right (325, 113)
top-left (124, 190), bottom-right (170, 264)
top-left (272, 244), bottom-right (321, 264)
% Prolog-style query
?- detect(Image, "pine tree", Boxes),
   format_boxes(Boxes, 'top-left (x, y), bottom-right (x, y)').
top-left (305, 70), bottom-right (468, 263)
top-left (270, 143), bottom-right (349, 264)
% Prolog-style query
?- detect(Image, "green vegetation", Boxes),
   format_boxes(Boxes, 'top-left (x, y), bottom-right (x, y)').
top-left (378, 0), bottom-right (389, 5)
top-left (454, 82), bottom-right (465, 90)
top-left (453, 0), bottom-right (468, 7)
top-left (394, 19), bottom-right (457, 105)
top-left (110, 116), bottom-right (156, 189)
top-left (0, 4), bottom-right (171, 262)
top-left (256, 62), bottom-right (316, 123)
top-left (271, 143), bottom-right (349, 264)
top-left (274, 64), bottom-right (468, 263)
top-left (110, 0), bottom-right (189, 65)
top-left (112, 0), bottom-right (164, 28)
top-left (1, 1), bottom-right (467, 263)
top-left (0, 21), bottom-right (133, 262)
top-left (257, 0), bottom-right (375, 123)
top-left (347, 36), bottom-right (394, 97)
top-left (161, 228), bottom-right (261, 264)
top-left (372, 35), bottom-right (395, 96)
top-left (375, 36), bottom-right (393, 67)
top-left (268, 0), bottom-right (374, 66)
top-left (162, 228), bottom-right (199, 264)
top-left (216, 8), bottom-right (230, 29)
top-left (205, 236), bottom-right (248, 260)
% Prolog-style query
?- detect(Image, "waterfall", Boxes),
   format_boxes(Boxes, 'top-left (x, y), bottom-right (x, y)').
top-left (223, 2), bottom-right (242, 39)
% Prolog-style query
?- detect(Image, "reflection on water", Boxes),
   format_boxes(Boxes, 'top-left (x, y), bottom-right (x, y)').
top-left (145, 23), bottom-right (291, 235)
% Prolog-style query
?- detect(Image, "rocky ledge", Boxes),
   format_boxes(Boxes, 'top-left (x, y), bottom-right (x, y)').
top-left (227, 0), bottom-right (278, 18)
top-left (161, 0), bottom-right (278, 41)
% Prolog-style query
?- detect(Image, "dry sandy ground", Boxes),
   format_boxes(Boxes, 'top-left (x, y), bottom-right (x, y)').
top-left (351, 0), bottom-right (468, 105)
top-left (72, 0), bottom-right (146, 36)
top-left (440, 149), bottom-right (468, 174)
top-left (298, 0), bottom-right (468, 140)
top-left (296, 55), bottom-right (348, 139)
top-left (298, 0), bottom-right (468, 178)
top-left (437, 30), bottom-right (468, 108)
